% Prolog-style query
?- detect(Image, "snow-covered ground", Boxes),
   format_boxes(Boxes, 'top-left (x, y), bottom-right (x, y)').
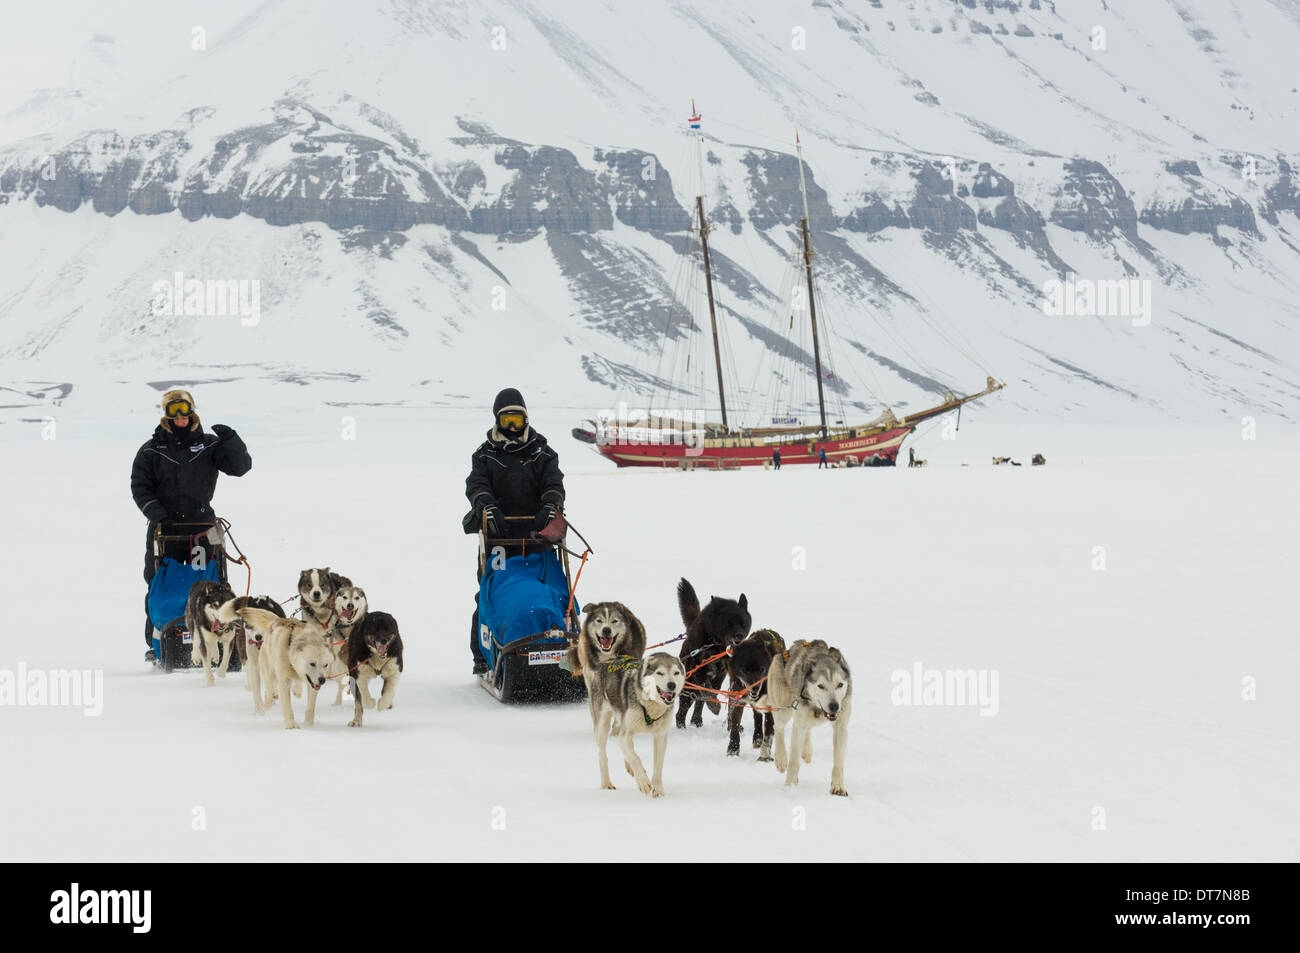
top-left (1, 384), bottom-right (1295, 861)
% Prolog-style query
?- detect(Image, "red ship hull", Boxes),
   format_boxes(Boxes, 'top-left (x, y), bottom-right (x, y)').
top-left (593, 425), bottom-right (912, 468)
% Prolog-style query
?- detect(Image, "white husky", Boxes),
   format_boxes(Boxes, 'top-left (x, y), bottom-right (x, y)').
top-left (235, 607), bottom-right (333, 729)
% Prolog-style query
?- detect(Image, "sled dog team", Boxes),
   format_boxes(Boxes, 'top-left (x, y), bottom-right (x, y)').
top-left (566, 577), bottom-right (852, 799)
top-left (183, 569), bottom-right (850, 798)
top-left (183, 568), bottom-right (403, 730)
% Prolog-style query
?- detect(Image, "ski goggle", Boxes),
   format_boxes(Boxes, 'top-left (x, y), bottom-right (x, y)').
top-left (497, 411), bottom-right (526, 431)
top-left (165, 399), bottom-right (192, 418)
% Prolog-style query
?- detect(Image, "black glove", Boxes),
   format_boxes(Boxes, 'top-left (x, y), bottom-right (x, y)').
top-left (483, 505), bottom-right (507, 536)
top-left (211, 424), bottom-right (234, 443)
top-left (142, 500), bottom-right (167, 523)
top-left (532, 503), bottom-right (559, 531)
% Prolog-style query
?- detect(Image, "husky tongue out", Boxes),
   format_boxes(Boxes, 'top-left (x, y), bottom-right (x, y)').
top-left (339, 607), bottom-right (355, 622)
top-left (598, 635), bottom-right (614, 651)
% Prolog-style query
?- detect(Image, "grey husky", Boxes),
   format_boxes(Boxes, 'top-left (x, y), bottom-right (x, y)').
top-left (766, 639), bottom-right (852, 796)
top-left (326, 585), bottom-right (368, 706)
top-left (588, 651), bottom-right (685, 797)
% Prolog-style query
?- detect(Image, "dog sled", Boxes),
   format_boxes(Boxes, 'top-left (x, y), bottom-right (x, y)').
top-left (476, 514), bottom-right (586, 703)
top-left (146, 518), bottom-right (244, 673)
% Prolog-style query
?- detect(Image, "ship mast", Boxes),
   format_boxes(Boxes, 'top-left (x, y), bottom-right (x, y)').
top-left (795, 130), bottom-right (829, 440)
top-left (691, 101), bottom-right (728, 433)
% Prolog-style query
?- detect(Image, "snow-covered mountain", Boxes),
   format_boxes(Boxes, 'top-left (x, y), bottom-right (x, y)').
top-left (2, 0), bottom-right (1299, 427)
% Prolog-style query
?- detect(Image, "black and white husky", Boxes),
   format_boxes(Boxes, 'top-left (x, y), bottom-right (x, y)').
top-left (345, 611), bottom-right (403, 728)
top-left (725, 629), bottom-right (786, 761)
top-left (588, 651), bottom-right (685, 797)
top-left (186, 580), bottom-right (237, 687)
top-left (297, 567), bottom-right (351, 626)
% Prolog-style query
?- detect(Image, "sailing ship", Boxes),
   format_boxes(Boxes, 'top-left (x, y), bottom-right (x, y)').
top-left (576, 104), bottom-right (1003, 468)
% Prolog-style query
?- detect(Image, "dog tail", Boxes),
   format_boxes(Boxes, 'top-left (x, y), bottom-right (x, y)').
top-left (247, 595), bottom-right (286, 618)
top-left (217, 597), bottom-right (247, 625)
top-left (677, 577), bottom-right (700, 629)
top-left (235, 607), bottom-right (283, 633)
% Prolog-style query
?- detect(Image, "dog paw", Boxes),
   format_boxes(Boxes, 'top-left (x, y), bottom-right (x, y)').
top-left (292, 685), bottom-right (302, 698)
top-left (637, 777), bottom-right (653, 795)
top-left (329, 698), bottom-right (342, 707)
top-left (758, 754), bottom-right (774, 763)
top-left (830, 786), bottom-right (848, 797)
top-left (601, 781), bottom-right (616, 791)
top-left (784, 777), bottom-right (799, 788)
top-left (774, 756), bottom-right (788, 772)
top-left (650, 783), bottom-right (664, 798)
top-left (377, 698), bottom-right (393, 712)
top-left (802, 749), bottom-right (813, 764)
top-left (689, 716), bottom-right (703, 728)
top-left (284, 723), bottom-right (299, 730)
top-left (347, 718), bottom-right (362, 728)
top-left (726, 744), bottom-right (740, 757)
top-left (705, 700), bottom-right (721, 715)
top-left (752, 736), bottom-right (763, 749)
top-left (217, 670), bottom-right (226, 679)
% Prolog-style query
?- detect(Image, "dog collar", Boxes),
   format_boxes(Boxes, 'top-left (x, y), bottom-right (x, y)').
top-left (640, 702), bottom-right (671, 727)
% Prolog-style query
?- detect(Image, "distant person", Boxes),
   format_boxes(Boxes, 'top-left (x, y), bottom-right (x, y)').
top-left (771, 447), bottom-right (781, 470)
top-left (462, 388), bottom-right (566, 675)
top-left (131, 389), bottom-right (252, 662)
top-left (818, 446), bottom-right (828, 468)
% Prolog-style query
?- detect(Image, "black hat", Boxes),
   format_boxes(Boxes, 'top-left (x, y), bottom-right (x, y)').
top-left (493, 388), bottom-right (526, 415)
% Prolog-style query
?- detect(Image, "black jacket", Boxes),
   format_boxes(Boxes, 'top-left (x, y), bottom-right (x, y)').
top-left (462, 429), bottom-right (565, 534)
top-left (131, 423), bottom-right (252, 523)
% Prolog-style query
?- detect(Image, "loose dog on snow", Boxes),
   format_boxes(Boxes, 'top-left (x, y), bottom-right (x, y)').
top-left (326, 585), bottom-right (367, 706)
top-left (217, 596), bottom-right (285, 714)
top-left (235, 607), bottom-right (333, 729)
top-left (346, 611), bottom-right (403, 728)
top-left (725, 628), bottom-right (786, 761)
top-left (565, 601), bottom-right (646, 679)
top-left (186, 580), bottom-right (237, 686)
top-left (675, 578), bottom-right (751, 729)
top-left (297, 567), bottom-right (352, 626)
top-left (588, 651), bottom-right (685, 797)
top-left (766, 639), bottom-right (852, 796)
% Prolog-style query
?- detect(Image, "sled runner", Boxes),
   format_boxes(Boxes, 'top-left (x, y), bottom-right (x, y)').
top-left (147, 519), bottom-right (239, 673)
top-left (476, 514), bottom-right (585, 703)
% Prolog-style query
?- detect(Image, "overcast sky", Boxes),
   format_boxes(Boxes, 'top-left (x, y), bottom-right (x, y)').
top-left (0, 0), bottom-right (267, 115)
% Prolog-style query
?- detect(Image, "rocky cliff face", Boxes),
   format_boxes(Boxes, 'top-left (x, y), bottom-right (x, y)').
top-left (2, 102), bottom-right (1286, 260)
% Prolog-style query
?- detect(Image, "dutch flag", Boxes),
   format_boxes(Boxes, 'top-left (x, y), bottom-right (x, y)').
top-left (689, 100), bottom-right (701, 129)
